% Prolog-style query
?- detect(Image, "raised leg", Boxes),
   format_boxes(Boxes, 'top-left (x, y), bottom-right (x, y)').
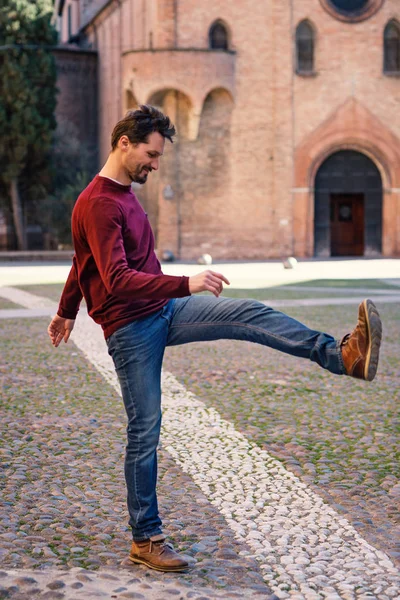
top-left (167, 296), bottom-right (345, 375)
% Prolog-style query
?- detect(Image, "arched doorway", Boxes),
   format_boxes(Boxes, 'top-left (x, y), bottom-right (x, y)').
top-left (314, 150), bottom-right (382, 256)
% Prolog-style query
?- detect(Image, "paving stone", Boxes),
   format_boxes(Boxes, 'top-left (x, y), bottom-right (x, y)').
top-left (47, 581), bottom-right (66, 590)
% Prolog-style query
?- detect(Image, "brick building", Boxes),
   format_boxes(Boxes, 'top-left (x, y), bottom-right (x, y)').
top-left (54, 0), bottom-right (400, 259)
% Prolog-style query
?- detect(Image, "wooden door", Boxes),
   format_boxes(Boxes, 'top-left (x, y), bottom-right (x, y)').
top-left (330, 194), bottom-right (364, 256)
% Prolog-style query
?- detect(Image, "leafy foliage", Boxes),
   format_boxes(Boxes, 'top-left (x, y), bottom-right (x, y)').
top-left (0, 0), bottom-right (57, 238)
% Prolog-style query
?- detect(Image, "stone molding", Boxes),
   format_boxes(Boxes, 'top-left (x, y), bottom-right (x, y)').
top-left (293, 97), bottom-right (400, 256)
top-left (295, 97), bottom-right (400, 189)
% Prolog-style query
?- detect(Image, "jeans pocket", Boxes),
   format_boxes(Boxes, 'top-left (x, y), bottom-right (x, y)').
top-left (106, 322), bottom-right (136, 357)
top-left (112, 320), bottom-right (136, 339)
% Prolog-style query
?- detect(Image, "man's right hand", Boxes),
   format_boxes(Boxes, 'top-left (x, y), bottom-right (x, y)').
top-left (188, 270), bottom-right (230, 297)
top-left (48, 315), bottom-right (76, 347)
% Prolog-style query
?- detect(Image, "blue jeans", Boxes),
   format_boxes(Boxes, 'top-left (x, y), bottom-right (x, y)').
top-left (106, 296), bottom-right (345, 540)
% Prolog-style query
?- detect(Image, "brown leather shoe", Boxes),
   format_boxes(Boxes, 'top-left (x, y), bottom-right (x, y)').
top-left (129, 534), bottom-right (190, 572)
top-left (341, 299), bottom-right (382, 381)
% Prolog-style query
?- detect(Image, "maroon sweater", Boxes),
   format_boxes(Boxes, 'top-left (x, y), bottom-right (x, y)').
top-left (57, 175), bottom-right (190, 339)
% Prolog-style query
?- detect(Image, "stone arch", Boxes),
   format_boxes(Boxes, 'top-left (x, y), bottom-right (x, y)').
top-left (198, 87), bottom-right (234, 140)
top-left (308, 140), bottom-right (392, 192)
top-left (147, 88), bottom-right (192, 141)
top-left (146, 87), bottom-right (200, 141)
top-left (137, 88), bottom-right (195, 259)
top-left (156, 86), bottom-right (234, 259)
top-left (293, 98), bottom-right (400, 256)
top-left (200, 86), bottom-right (234, 109)
top-left (185, 87), bottom-right (234, 218)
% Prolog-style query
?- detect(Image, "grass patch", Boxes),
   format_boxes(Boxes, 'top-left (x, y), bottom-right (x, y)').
top-left (0, 298), bottom-right (24, 309)
top-left (288, 278), bottom-right (400, 289)
top-left (220, 288), bottom-right (358, 301)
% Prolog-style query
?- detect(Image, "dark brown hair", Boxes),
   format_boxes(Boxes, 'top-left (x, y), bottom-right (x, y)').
top-left (111, 105), bottom-right (176, 150)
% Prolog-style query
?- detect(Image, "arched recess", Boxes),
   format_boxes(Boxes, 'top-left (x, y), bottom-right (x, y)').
top-left (147, 88), bottom-right (193, 141)
top-left (198, 87), bottom-right (234, 138)
top-left (136, 88), bottom-right (194, 258)
top-left (153, 86), bottom-right (235, 258)
top-left (192, 84), bottom-right (235, 140)
top-left (295, 20), bottom-right (316, 75)
top-left (144, 86), bottom-right (201, 140)
top-left (293, 98), bottom-right (400, 257)
top-left (183, 87), bottom-right (234, 225)
top-left (384, 20), bottom-right (400, 74)
top-left (314, 150), bottom-right (382, 256)
top-left (209, 20), bottom-right (230, 50)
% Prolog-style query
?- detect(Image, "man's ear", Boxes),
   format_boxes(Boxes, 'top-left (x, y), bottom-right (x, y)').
top-left (119, 135), bottom-right (130, 151)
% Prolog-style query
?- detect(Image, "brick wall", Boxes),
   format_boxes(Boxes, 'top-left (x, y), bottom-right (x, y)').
top-left (61, 0), bottom-right (400, 258)
top-left (53, 47), bottom-right (98, 158)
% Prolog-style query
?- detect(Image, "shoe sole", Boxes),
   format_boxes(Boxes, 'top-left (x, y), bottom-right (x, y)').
top-left (363, 299), bottom-right (382, 381)
top-left (128, 555), bottom-right (190, 572)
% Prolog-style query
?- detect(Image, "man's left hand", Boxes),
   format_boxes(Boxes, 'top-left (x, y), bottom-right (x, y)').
top-left (48, 315), bottom-right (75, 347)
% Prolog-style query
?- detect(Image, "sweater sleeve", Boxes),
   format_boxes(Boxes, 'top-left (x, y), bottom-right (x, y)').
top-left (85, 198), bottom-right (190, 299)
top-left (57, 255), bottom-right (83, 319)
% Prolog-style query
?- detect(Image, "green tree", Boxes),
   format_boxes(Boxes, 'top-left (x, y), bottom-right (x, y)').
top-left (0, 0), bottom-right (57, 249)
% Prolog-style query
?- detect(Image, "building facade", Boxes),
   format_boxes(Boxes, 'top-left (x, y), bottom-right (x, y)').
top-left (54, 0), bottom-right (400, 259)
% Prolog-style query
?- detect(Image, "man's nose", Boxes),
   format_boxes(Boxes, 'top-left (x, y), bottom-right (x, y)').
top-left (151, 158), bottom-right (160, 171)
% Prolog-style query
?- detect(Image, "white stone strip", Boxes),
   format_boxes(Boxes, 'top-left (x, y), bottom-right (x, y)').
top-left (0, 286), bottom-right (55, 308)
top-left (0, 308), bottom-right (55, 319)
top-left (2, 286), bottom-right (400, 599)
top-left (0, 567), bottom-right (238, 599)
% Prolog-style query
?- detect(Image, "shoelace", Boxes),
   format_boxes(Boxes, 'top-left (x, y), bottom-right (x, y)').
top-left (150, 539), bottom-right (174, 553)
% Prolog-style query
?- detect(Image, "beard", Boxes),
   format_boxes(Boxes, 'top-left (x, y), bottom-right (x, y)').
top-left (130, 164), bottom-right (152, 184)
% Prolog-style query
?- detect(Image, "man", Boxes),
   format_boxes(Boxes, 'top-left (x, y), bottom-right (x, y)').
top-left (48, 105), bottom-right (382, 573)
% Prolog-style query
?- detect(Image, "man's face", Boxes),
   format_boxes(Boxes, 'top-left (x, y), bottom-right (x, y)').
top-left (123, 131), bottom-right (165, 184)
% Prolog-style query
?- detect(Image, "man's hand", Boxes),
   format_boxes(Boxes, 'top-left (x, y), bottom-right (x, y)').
top-left (188, 270), bottom-right (230, 297)
top-left (48, 315), bottom-right (75, 347)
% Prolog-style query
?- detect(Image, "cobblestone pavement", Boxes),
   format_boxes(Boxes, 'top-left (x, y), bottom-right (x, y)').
top-left (1, 283), bottom-right (400, 600)
top-left (163, 304), bottom-right (400, 563)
